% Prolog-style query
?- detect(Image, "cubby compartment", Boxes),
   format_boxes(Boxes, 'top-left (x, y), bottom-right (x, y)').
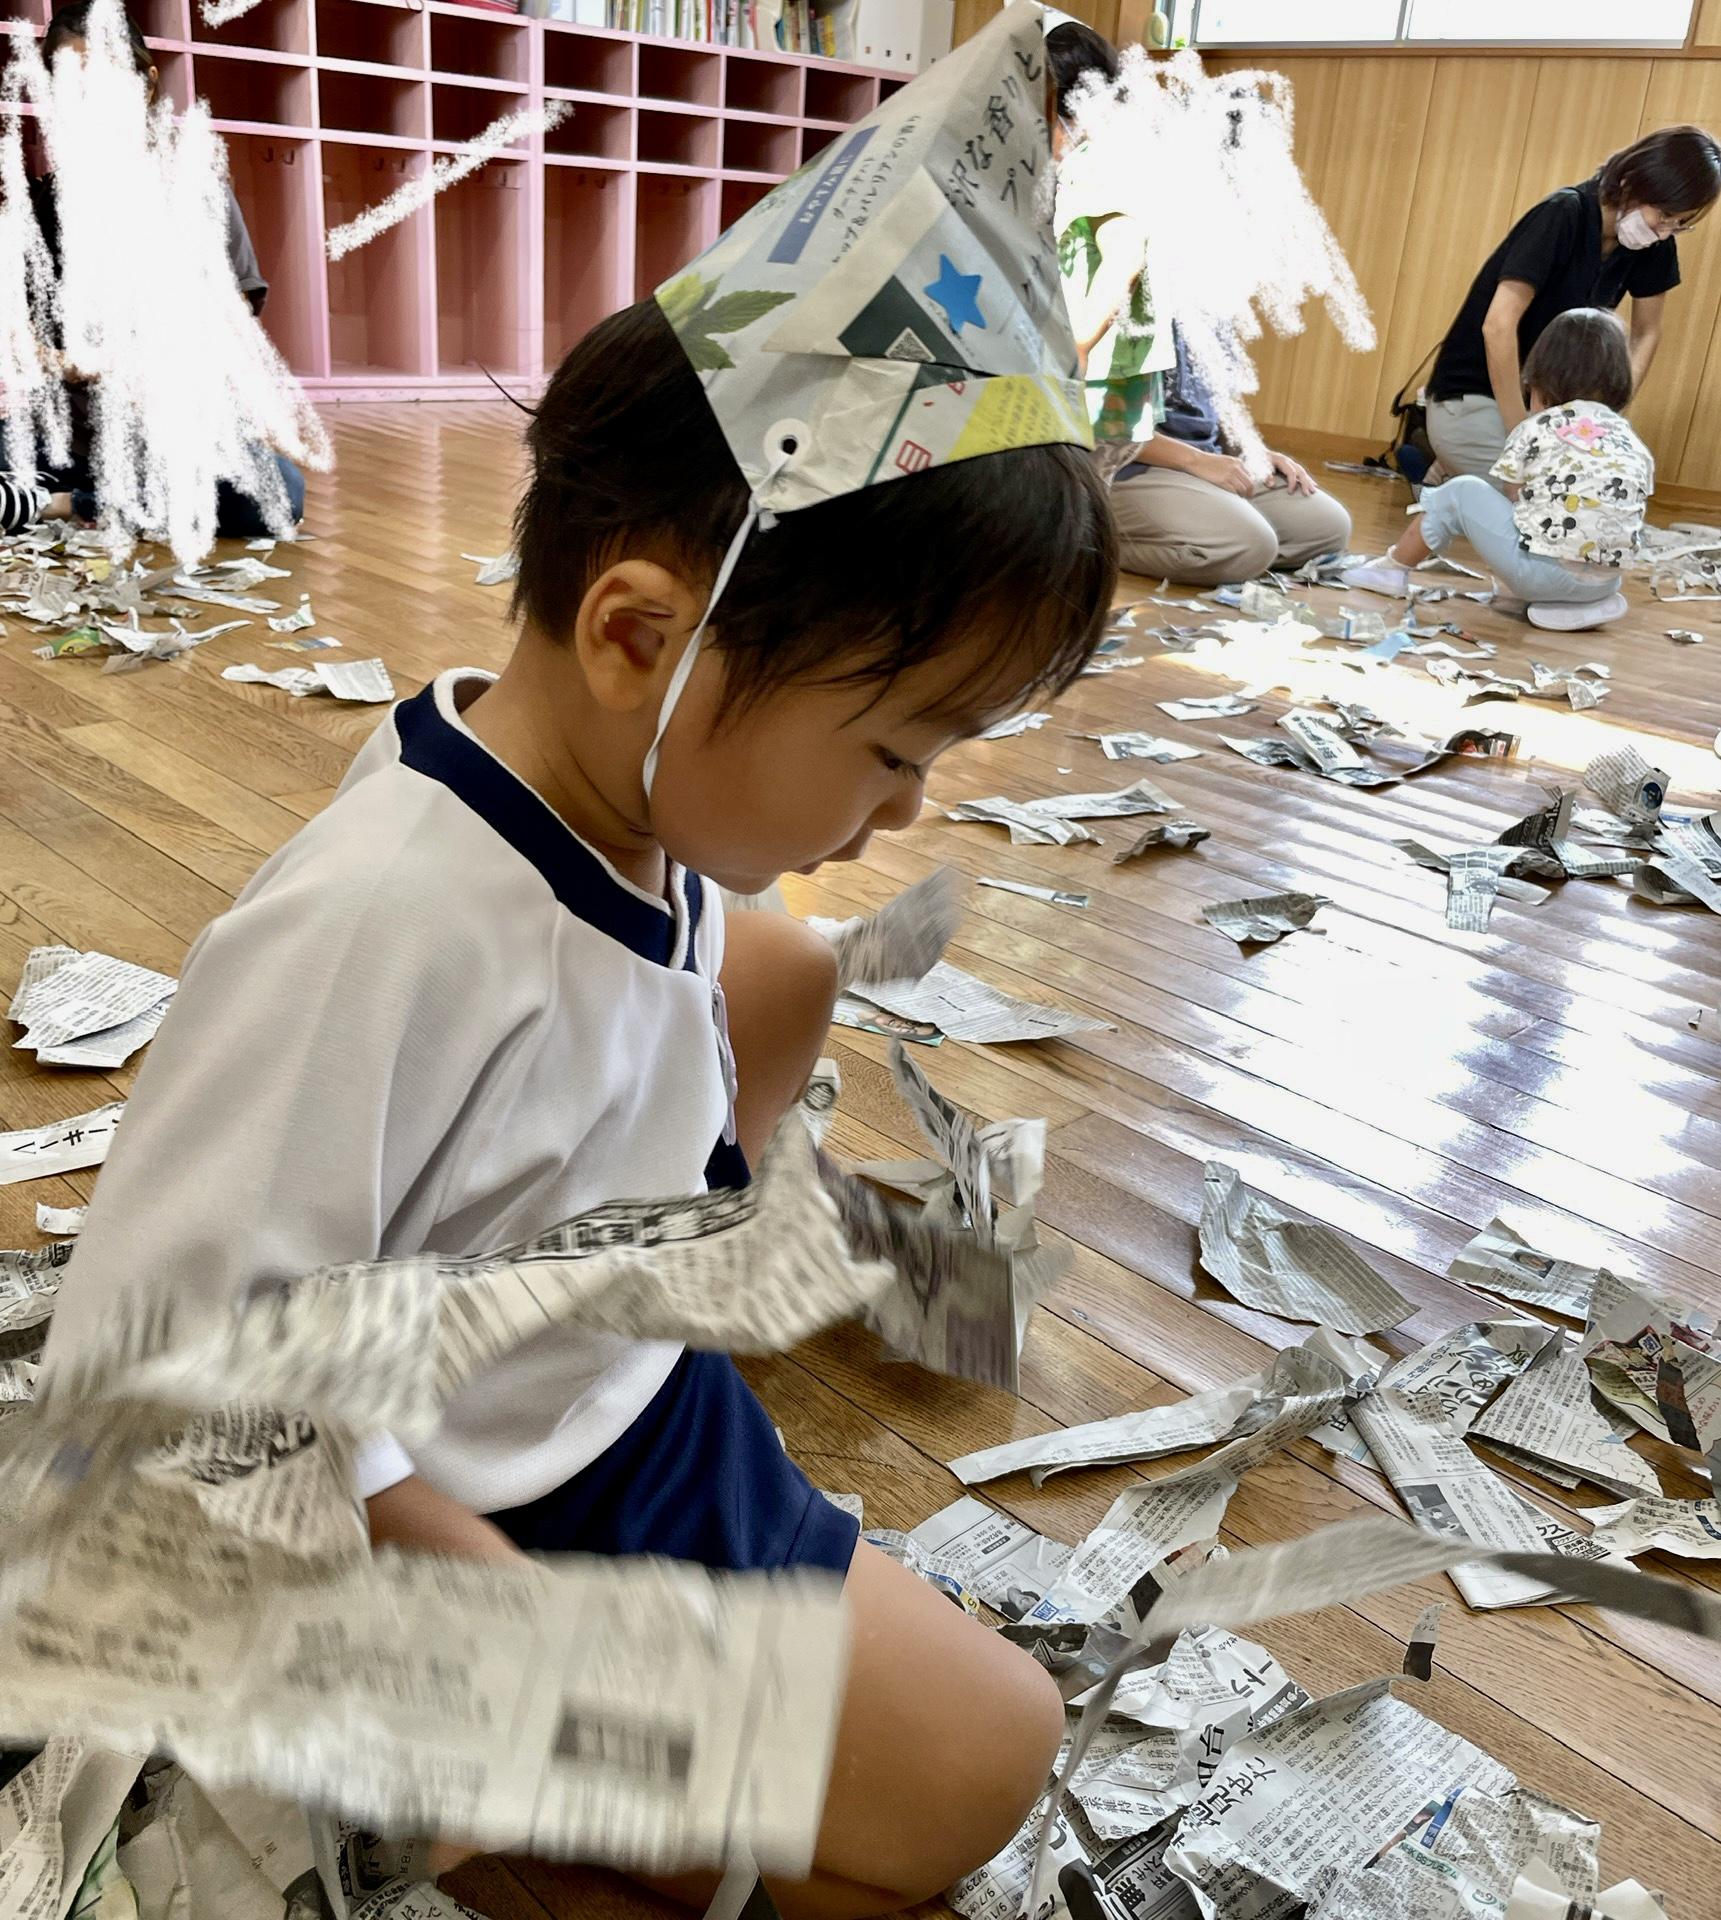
top-left (804, 66), bottom-right (872, 121)
top-left (877, 75), bottom-right (907, 102)
top-left (431, 79), bottom-right (528, 148)
top-left (131, 0), bottom-right (188, 39)
top-left (314, 0), bottom-right (422, 71)
top-left (0, 2), bottom-right (39, 31)
top-left (435, 158), bottom-right (530, 373)
top-left (634, 171), bottom-right (715, 300)
top-left (638, 42), bottom-right (719, 107)
top-left (429, 7), bottom-right (528, 85)
top-left (722, 116), bottom-right (794, 176)
top-left (724, 53), bottom-right (799, 117)
top-left (191, 0), bottom-right (307, 55)
top-left (637, 107), bottom-right (716, 170)
top-left (196, 53), bottom-right (314, 130)
top-left (544, 96), bottom-right (630, 161)
top-left (542, 26), bottom-right (633, 96)
top-left (720, 174), bottom-right (774, 227)
top-left (153, 47), bottom-right (192, 113)
top-left (545, 164), bottom-right (630, 367)
top-left (321, 142), bottom-right (433, 374)
top-left (798, 121), bottom-right (842, 166)
top-left (224, 132), bottom-right (323, 373)
top-left (318, 65), bottom-right (424, 138)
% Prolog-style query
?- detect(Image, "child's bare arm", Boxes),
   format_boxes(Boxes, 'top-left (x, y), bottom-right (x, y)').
top-left (366, 1475), bottom-right (524, 1561)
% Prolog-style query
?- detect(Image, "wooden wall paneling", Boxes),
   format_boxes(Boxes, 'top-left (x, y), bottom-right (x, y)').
top-left (1626, 58), bottom-right (1721, 484)
top-left (952, 0), bottom-right (1003, 51)
top-left (1694, 0), bottom-right (1721, 46)
top-left (1204, 54), bottom-right (1348, 430)
top-left (1510, 58), bottom-right (1652, 213)
top-left (1273, 54), bottom-right (1435, 441)
top-left (1367, 57), bottom-right (1538, 428)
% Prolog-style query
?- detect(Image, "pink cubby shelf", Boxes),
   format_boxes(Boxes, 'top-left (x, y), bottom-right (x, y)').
top-left (2, 0), bottom-right (906, 401)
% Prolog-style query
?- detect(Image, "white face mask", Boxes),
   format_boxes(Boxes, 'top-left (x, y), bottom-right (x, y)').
top-left (1616, 207), bottom-right (1663, 250)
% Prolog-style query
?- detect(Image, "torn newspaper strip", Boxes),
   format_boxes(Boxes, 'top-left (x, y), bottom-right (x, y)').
top-left (838, 958), bottom-right (1109, 1045)
top-left (1166, 1679), bottom-right (1602, 1920)
top-left (946, 796), bottom-right (1101, 846)
top-left (1023, 1511), bottom-right (1721, 1920)
top-left (949, 1327), bottom-right (1381, 1488)
top-left (1447, 1218), bottom-right (1609, 1320)
top-left (870, 1495), bottom-right (1073, 1620)
top-left (1507, 1864), bottom-right (1672, 1920)
top-left (1587, 1492), bottom-right (1721, 1560)
top-left (1082, 732), bottom-right (1203, 763)
top-left (1579, 1276), bottom-right (1721, 1474)
top-left (1199, 893), bottom-right (1329, 947)
top-left (34, 1203), bottom-right (85, 1237)
top-left (1157, 695), bottom-right (1255, 722)
top-left (816, 868), bottom-right (963, 991)
top-left (1351, 1367), bottom-right (1630, 1610)
top-left (1403, 1600), bottom-right (1443, 1681)
top-left (1020, 1474), bottom-right (1238, 1629)
top-left (1469, 1332), bottom-right (1662, 1499)
top-left (0, 1490), bottom-right (851, 1880)
top-left (978, 710), bottom-right (1051, 739)
top-left (850, 1044), bottom-right (1059, 1391)
top-left (1633, 811), bottom-right (1721, 913)
top-left (1396, 841), bottom-right (1552, 932)
top-left (223, 658), bottom-right (396, 702)
top-left (42, 1116), bottom-right (1043, 1439)
top-left (0, 1102), bottom-right (124, 1188)
top-left (1114, 820), bottom-right (1209, 862)
top-left (1198, 1163), bottom-right (1413, 1334)
top-left (1313, 1317), bottom-right (1552, 1469)
top-left (462, 551), bottom-right (519, 586)
top-left (977, 877), bottom-right (1091, 908)
top-left (830, 994), bottom-right (943, 1046)
top-left (8, 944), bottom-right (176, 1069)
top-left (0, 1241), bottom-right (71, 1336)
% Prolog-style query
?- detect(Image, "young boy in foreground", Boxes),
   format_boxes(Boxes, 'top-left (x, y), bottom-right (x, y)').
top-left (43, 8), bottom-right (1116, 1909)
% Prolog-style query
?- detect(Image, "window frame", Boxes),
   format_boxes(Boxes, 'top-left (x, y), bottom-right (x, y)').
top-left (1182, 0), bottom-right (1696, 51)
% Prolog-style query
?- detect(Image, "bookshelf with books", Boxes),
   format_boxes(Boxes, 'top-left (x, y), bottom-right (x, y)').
top-left (5, 0), bottom-right (910, 401)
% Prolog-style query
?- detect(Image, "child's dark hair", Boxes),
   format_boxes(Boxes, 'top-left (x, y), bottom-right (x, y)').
top-left (1046, 21), bottom-right (1120, 119)
top-left (1520, 307), bottom-right (1634, 413)
top-left (43, 0), bottom-right (153, 75)
top-left (1596, 124), bottom-right (1721, 221)
top-left (512, 300), bottom-right (1116, 724)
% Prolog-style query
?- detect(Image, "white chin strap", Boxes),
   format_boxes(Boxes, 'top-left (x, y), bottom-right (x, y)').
top-left (640, 440), bottom-right (795, 805)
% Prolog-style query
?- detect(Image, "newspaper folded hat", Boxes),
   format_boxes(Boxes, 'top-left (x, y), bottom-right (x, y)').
top-left (655, 1), bottom-right (1090, 518)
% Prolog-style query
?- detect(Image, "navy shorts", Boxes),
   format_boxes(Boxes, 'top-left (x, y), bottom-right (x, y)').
top-left (486, 1350), bottom-right (860, 1575)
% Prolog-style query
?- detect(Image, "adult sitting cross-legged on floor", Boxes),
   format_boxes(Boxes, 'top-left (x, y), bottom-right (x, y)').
top-left (1107, 324), bottom-right (1352, 584)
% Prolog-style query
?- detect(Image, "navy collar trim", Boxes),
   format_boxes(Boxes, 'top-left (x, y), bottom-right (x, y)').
top-left (394, 673), bottom-right (702, 969)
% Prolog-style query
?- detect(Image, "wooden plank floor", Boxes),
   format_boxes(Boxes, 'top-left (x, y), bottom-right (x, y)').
top-left (3, 405), bottom-right (1720, 1915)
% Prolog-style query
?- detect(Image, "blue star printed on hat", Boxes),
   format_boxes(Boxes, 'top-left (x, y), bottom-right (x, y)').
top-left (653, 2), bottom-right (1090, 517)
top-left (923, 255), bottom-right (987, 336)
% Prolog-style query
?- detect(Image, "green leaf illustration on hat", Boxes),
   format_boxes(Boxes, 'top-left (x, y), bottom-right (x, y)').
top-left (655, 2), bottom-right (1092, 516)
top-left (661, 275), bottom-right (796, 372)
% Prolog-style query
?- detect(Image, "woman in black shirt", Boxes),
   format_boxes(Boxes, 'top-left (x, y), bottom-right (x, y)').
top-left (1424, 125), bottom-right (1720, 485)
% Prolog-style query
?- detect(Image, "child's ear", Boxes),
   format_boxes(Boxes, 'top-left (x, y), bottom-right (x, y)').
top-left (573, 560), bottom-right (706, 715)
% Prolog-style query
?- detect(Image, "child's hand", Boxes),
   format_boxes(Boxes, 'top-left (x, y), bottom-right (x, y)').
top-left (41, 490), bottom-right (75, 521)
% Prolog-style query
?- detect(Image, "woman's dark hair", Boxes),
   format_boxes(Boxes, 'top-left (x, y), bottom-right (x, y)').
top-left (1596, 124), bottom-right (1721, 218)
top-left (1046, 21), bottom-right (1120, 118)
top-left (1521, 307), bottom-right (1634, 413)
top-left (42, 0), bottom-right (153, 75)
top-left (512, 300), bottom-right (1115, 724)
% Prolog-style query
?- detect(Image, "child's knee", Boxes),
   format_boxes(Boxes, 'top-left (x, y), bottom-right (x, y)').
top-left (894, 1644), bottom-right (1064, 1903)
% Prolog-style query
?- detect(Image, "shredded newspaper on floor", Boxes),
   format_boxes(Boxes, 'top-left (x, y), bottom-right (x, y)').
top-left (8, 945), bottom-right (175, 1070)
top-left (1200, 893), bottom-right (1330, 946)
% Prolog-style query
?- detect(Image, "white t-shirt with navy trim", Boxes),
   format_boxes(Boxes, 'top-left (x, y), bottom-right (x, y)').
top-left (44, 669), bottom-right (734, 1514)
